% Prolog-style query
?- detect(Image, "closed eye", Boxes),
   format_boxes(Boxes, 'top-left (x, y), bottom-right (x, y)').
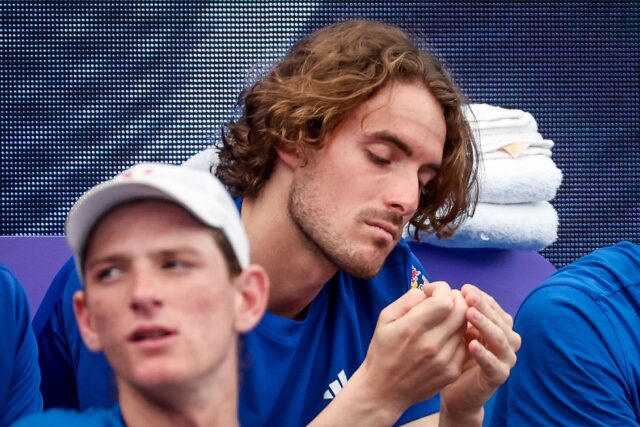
top-left (367, 151), bottom-right (391, 166)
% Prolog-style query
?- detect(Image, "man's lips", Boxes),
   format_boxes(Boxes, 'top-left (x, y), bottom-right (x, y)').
top-left (128, 325), bottom-right (177, 343)
top-left (365, 219), bottom-right (400, 241)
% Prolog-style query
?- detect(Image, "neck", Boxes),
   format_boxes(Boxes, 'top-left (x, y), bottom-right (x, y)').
top-left (242, 163), bottom-right (337, 319)
top-left (117, 351), bottom-right (240, 427)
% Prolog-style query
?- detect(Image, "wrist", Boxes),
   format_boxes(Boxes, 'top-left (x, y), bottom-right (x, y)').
top-left (309, 366), bottom-right (405, 426)
top-left (439, 402), bottom-right (483, 427)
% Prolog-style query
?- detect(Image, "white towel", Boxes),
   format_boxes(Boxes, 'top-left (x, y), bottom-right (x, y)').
top-left (479, 156), bottom-right (562, 203)
top-left (464, 103), bottom-right (538, 131)
top-left (464, 104), bottom-right (554, 160)
top-left (182, 147), bottom-right (219, 173)
top-left (406, 201), bottom-right (559, 250)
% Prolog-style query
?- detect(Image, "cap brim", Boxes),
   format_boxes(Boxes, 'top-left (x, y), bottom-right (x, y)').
top-left (65, 182), bottom-right (178, 256)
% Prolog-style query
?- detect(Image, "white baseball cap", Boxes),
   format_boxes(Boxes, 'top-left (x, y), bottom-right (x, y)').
top-left (65, 162), bottom-right (249, 274)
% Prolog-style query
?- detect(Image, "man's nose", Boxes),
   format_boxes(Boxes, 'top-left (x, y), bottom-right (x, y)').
top-left (383, 171), bottom-right (420, 219)
top-left (129, 269), bottom-right (162, 312)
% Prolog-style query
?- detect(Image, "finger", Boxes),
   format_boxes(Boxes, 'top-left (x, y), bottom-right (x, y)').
top-left (449, 338), bottom-right (468, 373)
top-left (462, 285), bottom-right (512, 331)
top-left (467, 307), bottom-right (518, 366)
top-left (395, 288), bottom-right (466, 351)
top-left (468, 339), bottom-right (512, 387)
top-left (417, 319), bottom-right (467, 372)
top-left (406, 281), bottom-right (456, 326)
top-left (463, 322), bottom-right (482, 343)
top-left (422, 280), bottom-right (451, 298)
top-left (379, 288), bottom-right (426, 324)
top-left (441, 291), bottom-right (469, 337)
top-left (401, 285), bottom-right (455, 329)
top-left (462, 284), bottom-right (514, 327)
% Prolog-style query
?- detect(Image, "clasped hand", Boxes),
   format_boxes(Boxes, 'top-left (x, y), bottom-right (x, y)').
top-left (360, 281), bottom-right (521, 424)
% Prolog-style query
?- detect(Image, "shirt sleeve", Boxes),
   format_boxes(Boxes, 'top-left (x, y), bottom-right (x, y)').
top-left (489, 285), bottom-right (639, 426)
top-left (0, 266), bottom-right (43, 425)
top-left (33, 257), bottom-right (115, 410)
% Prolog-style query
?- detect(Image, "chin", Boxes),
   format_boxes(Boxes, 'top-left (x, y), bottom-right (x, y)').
top-left (338, 251), bottom-right (387, 279)
top-left (129, 363), bottom-right (189, 388)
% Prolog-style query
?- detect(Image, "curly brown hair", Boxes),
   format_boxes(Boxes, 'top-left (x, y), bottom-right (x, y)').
top-left (217, 20), bottom-right (478, 238)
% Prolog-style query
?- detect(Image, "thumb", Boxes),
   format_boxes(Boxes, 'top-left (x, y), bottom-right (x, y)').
top-left (378, 288), bottom-right (426, 324)
top-left (422, 280), bottom-right (452, 298)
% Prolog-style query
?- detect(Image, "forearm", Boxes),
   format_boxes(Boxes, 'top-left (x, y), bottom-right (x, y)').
top-left (307, 367), bottom-right (405, 427)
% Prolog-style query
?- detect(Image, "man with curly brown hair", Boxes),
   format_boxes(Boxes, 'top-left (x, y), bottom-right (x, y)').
top-left (216, 20), bottom-right (520, 426)
top-left (35, 20), bottom-right (519, 426)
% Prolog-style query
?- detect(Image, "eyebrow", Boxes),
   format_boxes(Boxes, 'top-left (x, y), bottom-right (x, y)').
top-left (155, 248), bottom-right (203, 258)
top-left (85, 247), bottom-right (202, 269)
top-left (85, 255), bottom-right (128, 271)
top-left (366, 130), bottom-right (442, 172)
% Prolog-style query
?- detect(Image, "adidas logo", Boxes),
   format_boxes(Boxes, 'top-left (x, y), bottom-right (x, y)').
top-left (323, 369), bottom-right (348, 400)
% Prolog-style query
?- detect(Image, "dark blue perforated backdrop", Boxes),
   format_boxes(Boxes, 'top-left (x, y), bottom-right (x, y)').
top-left (2, 1), bottom-right (639, 267)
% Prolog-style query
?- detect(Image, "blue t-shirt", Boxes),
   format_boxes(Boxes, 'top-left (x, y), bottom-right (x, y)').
top-left (0, 265), bottom-right (43, 426)
top-left (489, 241), bottom-right (640, 426)
top-left (35, 240), bottom-right (438, 425)
top-left (13, 405), bottom-right (124, 427)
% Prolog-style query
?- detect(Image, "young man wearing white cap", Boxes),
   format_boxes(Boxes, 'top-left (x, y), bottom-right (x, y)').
top-left (17, 163), bottom-right (268, 426)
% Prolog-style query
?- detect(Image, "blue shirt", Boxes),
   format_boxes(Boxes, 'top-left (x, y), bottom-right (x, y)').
top-left (0, 265), bottom-right (43, 426)
top-left (13, 405), bottom-right (124, 426)
top-left (239, 239), bottom-right (438, 426)
top-left (34, 240), bottom-right (438, 425)
top-left (33, 258), bottom-right (115, 410)
top-left (489, 241), bottom-right (640, 426)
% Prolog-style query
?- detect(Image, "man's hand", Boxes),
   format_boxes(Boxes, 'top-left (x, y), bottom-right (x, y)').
top-left (439, 284), bottom-right (522, 426)
top-left (317, 282), bottom-right (468, 425)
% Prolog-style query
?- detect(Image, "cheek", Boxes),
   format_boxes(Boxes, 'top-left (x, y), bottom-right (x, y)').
top-left (86, 295), bottom-right (123, 347)
top-left (180, 285), bottom-right (236, 330)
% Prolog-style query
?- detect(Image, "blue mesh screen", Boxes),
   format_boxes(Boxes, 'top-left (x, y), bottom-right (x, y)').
top-left (2, 1), bottom-right (639, 267)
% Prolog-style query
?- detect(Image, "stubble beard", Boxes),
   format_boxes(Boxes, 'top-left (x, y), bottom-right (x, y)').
top-left (287, 172), bottom-right (397, 279)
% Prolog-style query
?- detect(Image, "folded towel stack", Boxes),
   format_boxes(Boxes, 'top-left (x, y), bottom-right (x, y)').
top-left (408, 104), bottom-right (562, 250)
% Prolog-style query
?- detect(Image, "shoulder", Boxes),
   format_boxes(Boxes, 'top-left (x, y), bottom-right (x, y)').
top-left (13, 406), bottom-right (123, 426)
top-left (0, 265), bottom-right (43, 425)
top-left (518, 242), bottom-right (640, 318)
top-left (0, 264), bottom-right (31, 334)
top-left (538, 241), bottom-right (640, 297)
top-left (514, 242), bottom-right (640, 366)
top-left (492, 242), bottom-right (640, 426)
top-left (0, 264), bottom-right (26, 302)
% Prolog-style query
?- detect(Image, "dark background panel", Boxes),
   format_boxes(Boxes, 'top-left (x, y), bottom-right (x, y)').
top-left (2, 1), bottom-right (639, 267)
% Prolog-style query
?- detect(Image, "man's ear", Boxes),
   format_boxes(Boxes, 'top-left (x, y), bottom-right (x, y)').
top-left (274, 144), bottom-right (301, 169)
top-left (72, 290), bottom-right (103, 352)
top-left (233, 265), bottom-right (269, 333)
